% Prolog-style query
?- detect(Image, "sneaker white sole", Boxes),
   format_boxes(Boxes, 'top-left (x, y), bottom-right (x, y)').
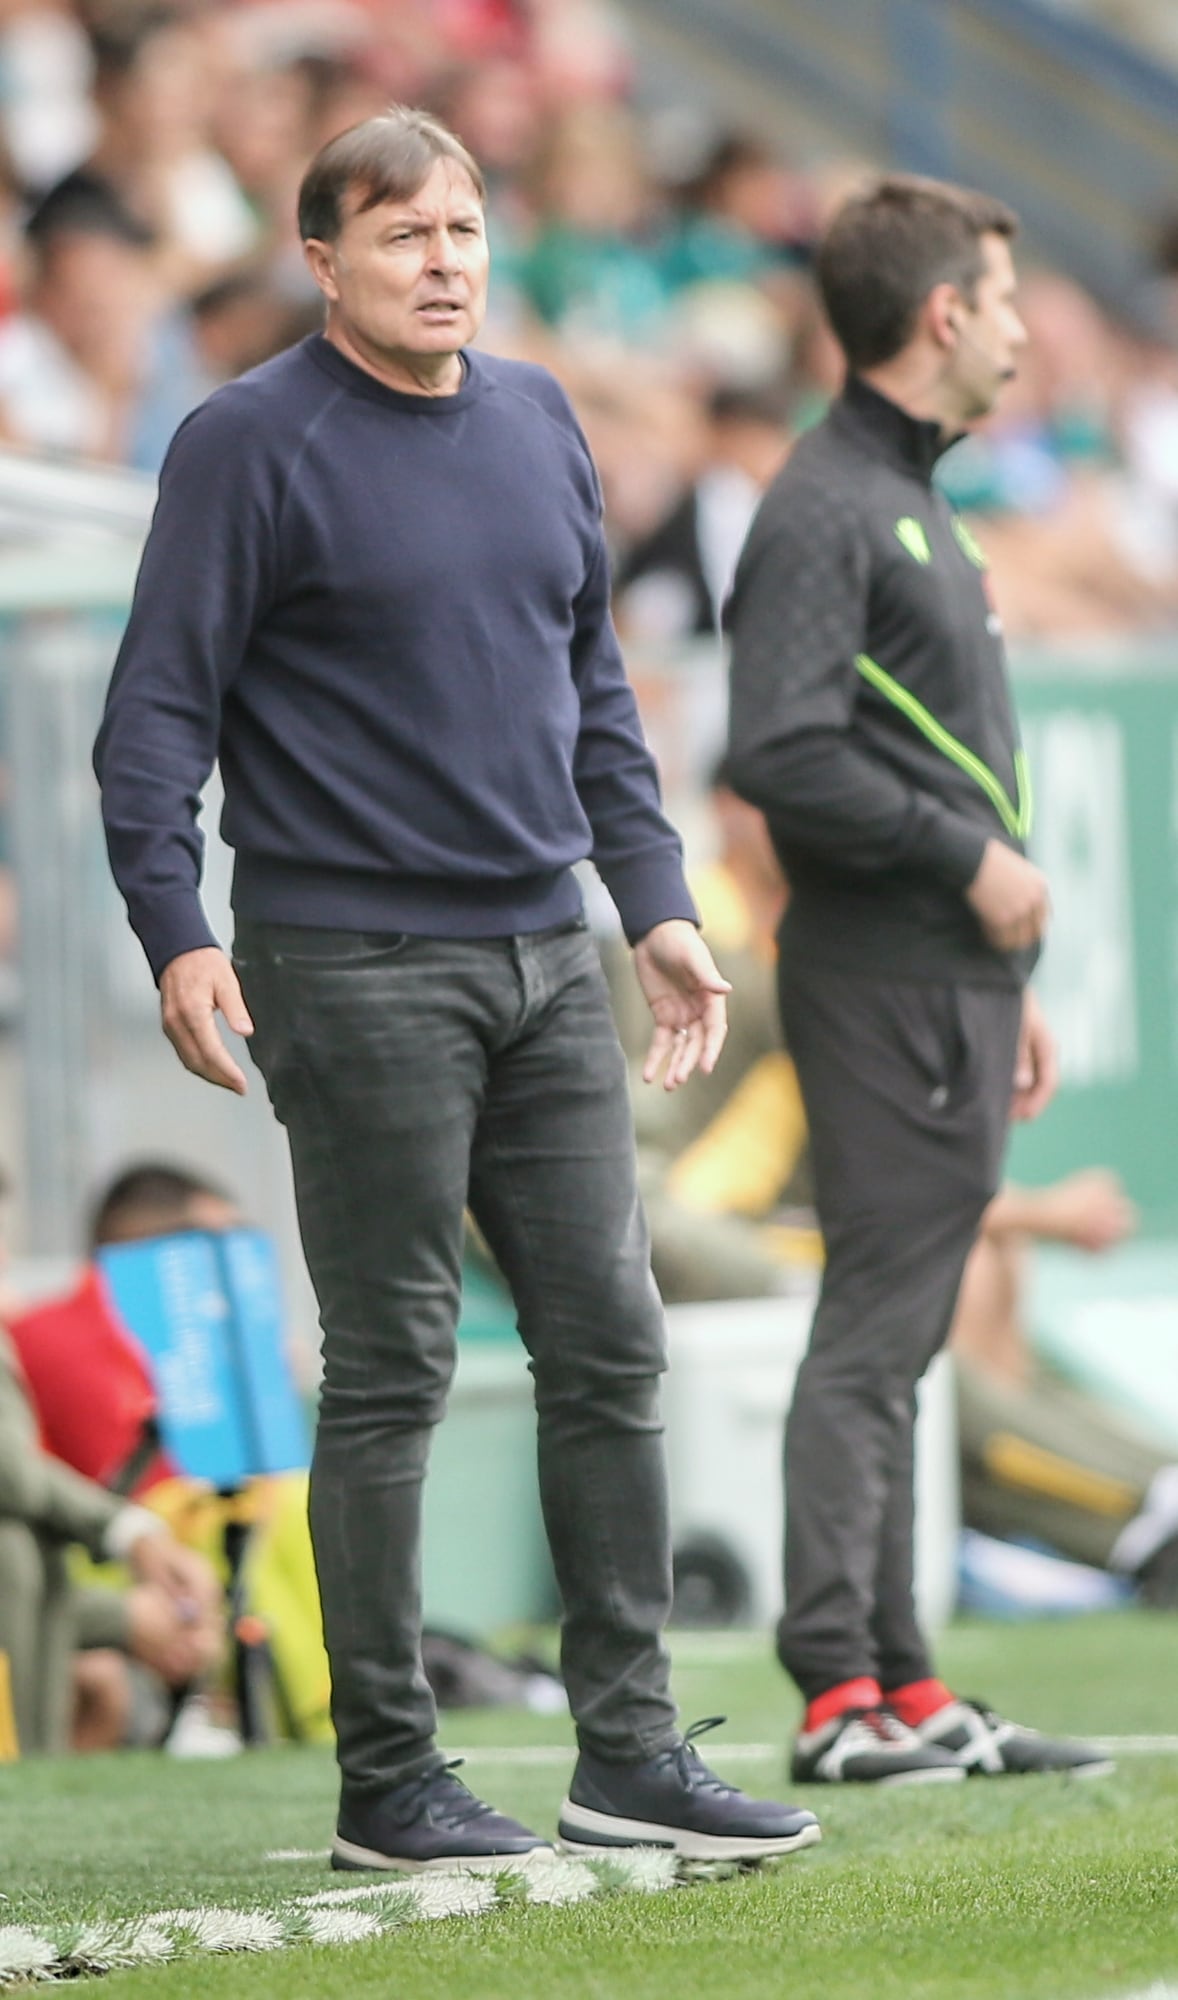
top-left (963, 1759), bottom-right (1117, 1780)
top-left (555, 1801), bottom-right (822, 1861)
top-left (868, 1765), bottom-right (967, 1787)
top-left (795, 1763), bottom-right (967, 1786)
top-left (331, 1836), bottom-right (553, 1874)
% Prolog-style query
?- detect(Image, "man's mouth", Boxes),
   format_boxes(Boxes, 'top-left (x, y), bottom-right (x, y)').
top-left (417, 300), bottom-right (463, 317)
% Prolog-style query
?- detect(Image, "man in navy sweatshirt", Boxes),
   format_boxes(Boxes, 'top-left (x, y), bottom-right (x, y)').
top-left (94, 107), bottom-right (819, 1872)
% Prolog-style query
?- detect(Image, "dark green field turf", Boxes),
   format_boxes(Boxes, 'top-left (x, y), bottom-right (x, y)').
top-left (1, 1616), bottom-right (1176, 1998)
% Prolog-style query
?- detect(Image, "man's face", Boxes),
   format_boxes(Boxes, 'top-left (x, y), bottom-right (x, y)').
top-left (946, 231), bottom-right (1027, 421)
top-left (98, 1193), bottom-right (243, 1247)
top-left (305, 158), bottom-right (489, 381)
top-left (34, 231), bottom-right (155, 380)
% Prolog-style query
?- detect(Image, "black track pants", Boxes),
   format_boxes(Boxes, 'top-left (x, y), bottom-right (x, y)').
top-left (776, 959), bottom-right (1022, 1701)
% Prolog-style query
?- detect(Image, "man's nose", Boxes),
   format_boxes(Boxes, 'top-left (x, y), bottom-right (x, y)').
top-left (426, 230), bottom-right (462, 274)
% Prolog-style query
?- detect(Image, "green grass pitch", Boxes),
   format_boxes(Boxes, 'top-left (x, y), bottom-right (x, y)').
top-left (1, 1614), bottom-right (1176, 1998)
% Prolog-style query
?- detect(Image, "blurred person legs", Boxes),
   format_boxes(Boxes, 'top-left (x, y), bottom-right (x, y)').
top-left (780, 965), bottom-right (1018, 1785)
top-left (69, 1581), bottom-right (232, 1756)
top-left (780, 966), bottom-right (1112, 1782)
top-left (3, 1163), bottom-right (244, 1753)
top-left (0, 1518), bottom-right (228, 1758)
top-left (0, 1212), bottom-right (226, 1757)
top-left (0, 1523), bottom-right (76, 1754)
top-left (952, 1174), bottom-right (1178, 1605)
top-left (612, 780), bottom-right (817, 1306)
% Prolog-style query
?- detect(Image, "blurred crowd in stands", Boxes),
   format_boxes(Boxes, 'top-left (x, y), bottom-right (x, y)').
top-left (3, 3), bottom-right (1178, 1757)
top-left (2, 0), bottom-right (1178, 638)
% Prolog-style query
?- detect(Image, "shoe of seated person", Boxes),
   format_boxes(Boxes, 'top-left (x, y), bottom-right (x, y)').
top-left (916, 1699), bottom-right (1115, 1777)
top-left (791, 1706), bottom-right (966, 1785)
top-left (557, 1716), bottom-right (821, 1862)
top-left (332, 1762), bottom-right (553, 1872)
top-left (164, 1692), bottom-right (242, 1760)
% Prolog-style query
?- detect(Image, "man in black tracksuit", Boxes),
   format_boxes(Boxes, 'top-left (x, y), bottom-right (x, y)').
top-left (728, 175), bottom-right (1110, 1783)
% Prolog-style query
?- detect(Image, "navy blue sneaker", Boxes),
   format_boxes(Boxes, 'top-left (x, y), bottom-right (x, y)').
top-left (557, 1717), bottom-right (821, 1863)
top-left (332, 1761), bottom-right (552, 1873)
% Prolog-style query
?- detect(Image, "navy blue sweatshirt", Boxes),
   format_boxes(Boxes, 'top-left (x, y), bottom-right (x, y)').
top-left (94, 335), bottom-right (695, 981)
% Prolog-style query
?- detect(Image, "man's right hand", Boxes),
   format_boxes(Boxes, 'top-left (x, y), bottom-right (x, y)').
top-left (965, 839), bottom-right (1050, 953)
top-left (159, 946), bottom-right (254, 1094)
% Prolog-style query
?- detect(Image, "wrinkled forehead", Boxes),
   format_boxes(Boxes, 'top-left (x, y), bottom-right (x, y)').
top-left (341, 157), bottom-right (485, 231)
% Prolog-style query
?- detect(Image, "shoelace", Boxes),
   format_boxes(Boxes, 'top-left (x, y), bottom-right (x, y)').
top-left (956, 1698), bottom-right (1021, 1740)
top-left (650, 1715), bottom-right (741, 1796)
top-left (392, 1759), bottom-right (496, 1830)
top-left (837, 1707), bottom-right (918, 1743)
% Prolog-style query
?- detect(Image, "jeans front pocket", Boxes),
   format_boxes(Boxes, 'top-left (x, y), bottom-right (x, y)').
top-left (248, 926), bottom-right (414, 971)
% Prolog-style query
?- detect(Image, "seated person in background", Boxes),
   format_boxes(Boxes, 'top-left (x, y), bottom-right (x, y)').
top-left (613, 383), bottom-right (792, 646)
top-left (0, 1167), bottom-right (223, 1754)
top-left (0, 181), bottom-right (161, 465)
top-left (2, 1163), bottom-right (233, 1753)
top-left (8, 1161), bottom-right (241, 1495)
top-left (605, 767), bottom-right (817, 1303)
top-left (954, 1170), bottom-right (1178, 1605)
top-left (609, 778), bottom-right (1178, 1603)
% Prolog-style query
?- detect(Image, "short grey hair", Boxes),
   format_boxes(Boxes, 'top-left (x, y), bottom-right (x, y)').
top-left (298, 105), bottom-right (485, 243)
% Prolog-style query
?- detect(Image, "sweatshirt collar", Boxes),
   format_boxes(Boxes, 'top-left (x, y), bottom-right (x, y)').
top-left (833, 374), bottom-right (957, 483)
top-left (306, 333), bottom-right (484, 412)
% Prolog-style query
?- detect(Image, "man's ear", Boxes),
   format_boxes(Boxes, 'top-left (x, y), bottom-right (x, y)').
top-left (926, 280), bottom-right (962, 353)
top-left (302, 237), bottom-right (340, 304)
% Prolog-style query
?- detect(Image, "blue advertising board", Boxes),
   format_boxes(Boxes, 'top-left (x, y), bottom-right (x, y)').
top-left (97, 1228), bottom-right (308, 1485)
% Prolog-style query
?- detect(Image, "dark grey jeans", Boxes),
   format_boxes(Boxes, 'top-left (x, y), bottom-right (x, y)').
top-left (232, 917), bottom-right (678, 1795)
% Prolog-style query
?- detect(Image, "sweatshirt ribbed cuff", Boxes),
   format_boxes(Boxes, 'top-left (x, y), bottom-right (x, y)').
top-left (130, 893), bottom-right (221, 985)
top-left (601, 851), bottom-right (699, 945)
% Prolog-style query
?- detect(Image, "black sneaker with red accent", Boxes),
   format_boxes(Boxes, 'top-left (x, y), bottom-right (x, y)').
top-left (791, 1706), bottom-right (965, 1785)
top-left (916, 1699), bottom-right (1115, 1777)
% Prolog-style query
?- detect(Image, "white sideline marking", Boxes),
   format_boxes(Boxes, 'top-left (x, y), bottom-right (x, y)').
top-left (442, 1742), bottom-right (777, 1766)
top-left (451, 1736), bottom-right (1178, 1762)
top-left (0, 1852), bottom-right (681, 1986)
top-left (1090, 1736), bottom-right (1178, 1754)
top-left (668, 1634), bottom-right (769, 1665)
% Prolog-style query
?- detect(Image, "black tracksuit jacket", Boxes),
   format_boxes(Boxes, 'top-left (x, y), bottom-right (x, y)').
top-left (726, 374), bottom-right (1035, 989)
